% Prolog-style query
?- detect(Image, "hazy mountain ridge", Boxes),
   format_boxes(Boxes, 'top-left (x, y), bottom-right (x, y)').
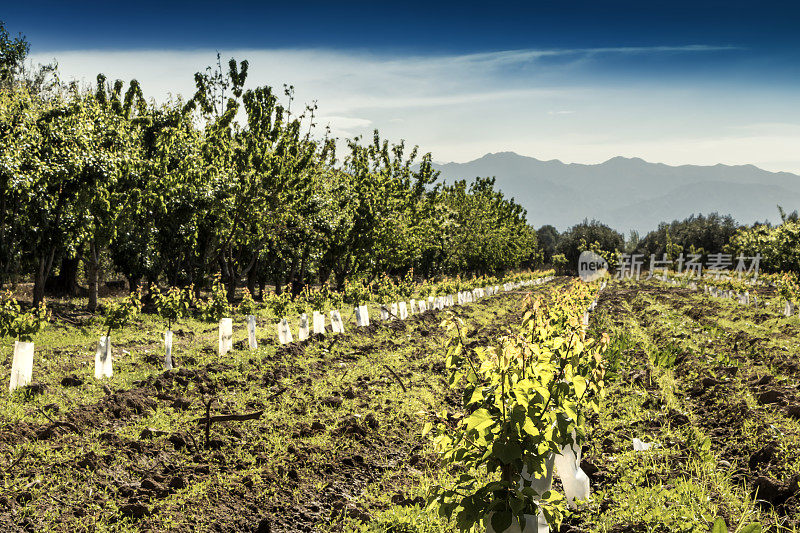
top-left (433, 152), bottom-right (800, 233)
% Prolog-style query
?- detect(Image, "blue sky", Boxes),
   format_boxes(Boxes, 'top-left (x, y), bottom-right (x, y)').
top-left (7, 1), bottom-right (800, 172)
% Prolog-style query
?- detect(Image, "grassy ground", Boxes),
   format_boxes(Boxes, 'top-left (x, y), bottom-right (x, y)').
top-left (0, 284), bottom-right (542, 532)
top-left (574, 280), bottom-right (800, 532)
top-left (3, 278), bottom-right (800, 532)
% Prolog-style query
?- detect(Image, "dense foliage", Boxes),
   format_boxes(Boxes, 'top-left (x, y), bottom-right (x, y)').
top-left (427, 280), bottom-right (606, 530)
top-left (634, 213), bottom-right (739, 261)
top-left (726, 219), bottom-right (800, 274)
top-left (554, 220), bottom-right (625, 273)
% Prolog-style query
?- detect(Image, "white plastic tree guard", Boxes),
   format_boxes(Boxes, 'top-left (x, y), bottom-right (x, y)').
top-left (330, 310), bottom-right (345, 334)
top-left (95, 336), bottom-right (113, 379)
top-left (278, 318), bottom-right (293, 344)
top-left (554, 441), bottom-right (590, 510)
top-left (247, 315), bottom-right (257, 349)
top-left (390, 302), bottom-right (399, 319)
top-left (164, 330), bottom-right (174, 370)
top-left (218, 318), bottom-right (233, 356)
top-left (380, 304), bottom-right (390, 321)
top-left (9, 341), bottom-right (34, 392)
top-left (312, 311), bottom-right (326, 335)
top-left (398, 301), bottom-right (408, 319)
top-left (298, 314), bottom-right (310, 341)
top-left (355, 305), bottom-right (370, 327)
top-left (418, 300), bottom-right (427, 312)
top-left (409, 299), bottom-right (417, 314)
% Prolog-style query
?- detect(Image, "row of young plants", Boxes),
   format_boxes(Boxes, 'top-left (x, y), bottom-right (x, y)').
top-left (5, 270), bottom-right (553, 392)
top-left (653, 269), bottom-right (800, 315)
top-left (652, 271), bottom-right (757, 305)
top-left (424, 280), bottom-right (606, 532)
top-left (773, 272), bottom-right (800, 315)
top-left (274, 271), bottom-right (555, 344)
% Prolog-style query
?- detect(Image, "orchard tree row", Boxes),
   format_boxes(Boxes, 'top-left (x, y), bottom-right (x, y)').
top-left (0, 24), bottom-right (539, 310)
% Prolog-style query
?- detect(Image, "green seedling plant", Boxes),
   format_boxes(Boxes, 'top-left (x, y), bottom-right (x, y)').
top-left (437, 279), bottom-right (454, 298)
top-left (323, 283), bottom-right (344, 310)
top-left (418, 281), bottom-right (434, 299)
top-left (425, 281), bottom-right (607, 532)
top-left (0, 292), bottom-right (47, 342)
top-left (151, 285), bottom-right (192, 331)
top-left (372, 273), bottom-right (398, 305)
top-left (343, 277), bottom-right (371, 306)
top-left (397, 269), bottom-right (415, 300)
top-left (102, 288), bottom-right (143, 339)
top-left (196, 275), bottom-right (231, 322)
top-left (298, 285), bottom-right (328, 315)
top-left (265, 288), bottom-right (294, 323)
top-left (777, 273), bottom-right (799, 307)
top-left (238, 288), bottom-right (258, 317)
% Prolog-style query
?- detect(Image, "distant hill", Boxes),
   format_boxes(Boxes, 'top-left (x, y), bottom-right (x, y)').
top-left (432, 152), bottom-right (800, 233)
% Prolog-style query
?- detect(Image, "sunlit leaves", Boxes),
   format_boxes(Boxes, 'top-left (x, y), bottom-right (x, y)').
top-left (425, 279), bottom-right (607, 531)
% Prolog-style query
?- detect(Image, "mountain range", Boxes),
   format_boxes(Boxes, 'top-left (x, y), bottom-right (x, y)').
top-left (432, 152), bottom-right (800, 234)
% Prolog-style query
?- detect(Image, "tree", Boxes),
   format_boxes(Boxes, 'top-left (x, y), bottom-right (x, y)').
top-left (188, 57), bottom-right (333, 300)
top-left (319, 131), bottom-right (438, 286)
top-left (537, 225), bottom-right (559, 265)
top-left (727, 215), bottom-right (800, 274)
top-left (0, 21), bottom-right (29, 90)
top-left (430, 177), bottom-right (538, 276)
top-left (556, 220), bottom-right (624, 274)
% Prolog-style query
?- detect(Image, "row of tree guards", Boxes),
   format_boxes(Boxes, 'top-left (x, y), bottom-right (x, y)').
top-left (8, 278), bottom-right (554, 393)
top-left (651, 273), bottom-right (799, 312)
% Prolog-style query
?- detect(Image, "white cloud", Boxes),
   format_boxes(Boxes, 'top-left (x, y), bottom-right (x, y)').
top-left (28, 46), bottom-right (800, 174)
top-left (317, 115), bottom-right (371, 137)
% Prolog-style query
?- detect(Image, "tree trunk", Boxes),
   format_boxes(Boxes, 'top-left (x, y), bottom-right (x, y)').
top-left (285, 255), bottom-right (298, 295)
top-left (87, 240), bottom-right (99, 313)
top-left (258, 278), bottom-right (266, 300)
top-left (126, 275), bottom-right (142, 294)
top-left (247, 264), bottom-right (258, 299)
top-left (33, 248), bottom-right (56, 306)
top-left (226, 274), bottom-right (237, 302)
top-left (292, 248), bottom-right (309, 296)
top-left (50, 256), bottom-right (80, 296)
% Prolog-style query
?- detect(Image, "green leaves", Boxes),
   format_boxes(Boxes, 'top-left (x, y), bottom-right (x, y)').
top-left (427, 280), bottom-right (607, 532)
top-left (0, 293), bottom-right (46, 341)
top-left (709, 518), bottom-right (762, 533)
top-left (491, 439), bottom-right (522, 464)
top-left (151, 284), bottom-right (191, 330)
top-left (195, 275), bottom-right (231, 322)
top-left (490, 511), bottom-right (512, 532)
top-left (465, 408), bottom-right (495, 433)
top-left (102, 288), bottom-right (142, 337)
